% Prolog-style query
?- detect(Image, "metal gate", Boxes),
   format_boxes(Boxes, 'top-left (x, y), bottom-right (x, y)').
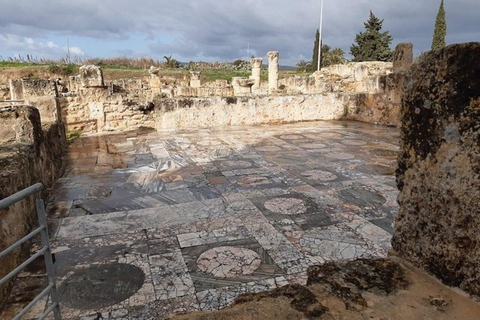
top-left (0, 183), bottom-right (62, 320)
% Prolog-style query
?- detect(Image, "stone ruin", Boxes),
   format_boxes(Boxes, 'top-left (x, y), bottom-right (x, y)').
top-left (1, 46), bottom-right (414, 135)
top-left (79, 65), bottom-right (104, 87)
top-left (268, 51), bottom-right (279, 92)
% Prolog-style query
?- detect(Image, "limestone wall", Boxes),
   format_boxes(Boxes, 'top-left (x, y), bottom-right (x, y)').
top-left (9, 79), bottom-right (63, 124)
top-left (392, 43), bottom-right (480, 296)
top-left (154, 94), bottom-right (350, 129)
top-left (59, 88), bottom-right (156, 132)
top-left (0, 106), bottom-right (66, 305)
top-left (8, 53), bottom-right (411, 133)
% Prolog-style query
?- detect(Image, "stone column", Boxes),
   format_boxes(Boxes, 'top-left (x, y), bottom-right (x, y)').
top-left (393, 43), bottom-right (413, 73)
top-left (250, 57), bottom-right (263, 93)
top-left (190, 71), bottom-right (201, 88)
top-left (267, 51), bottom-right (279, 92)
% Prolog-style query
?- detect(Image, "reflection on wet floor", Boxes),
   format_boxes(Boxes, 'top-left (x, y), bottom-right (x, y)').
top-left (2, 121), bottom-right (400, 319)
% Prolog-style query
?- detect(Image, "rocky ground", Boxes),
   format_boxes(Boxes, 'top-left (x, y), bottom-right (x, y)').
top-left (172, 257), bottom-right (480, 320)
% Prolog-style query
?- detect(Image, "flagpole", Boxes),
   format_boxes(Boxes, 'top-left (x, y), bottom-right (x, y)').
top-left (317, 0), bottom-right (324, 71)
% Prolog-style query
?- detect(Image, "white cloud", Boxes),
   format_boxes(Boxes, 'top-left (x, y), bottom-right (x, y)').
top-left (0, 0), bottom-right (478, 65)
top-left (0, 34), bottom-right (86, 60)
top-left (69, 46), bottom-right (85, 56)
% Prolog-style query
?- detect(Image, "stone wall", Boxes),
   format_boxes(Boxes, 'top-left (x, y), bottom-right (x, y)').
top-left (59, 88), bottom-right (156, 132)
top-left (0, 85), bottom-right (9, 100)
top-left (154, 93), bottom-right (350, 129)
top-left (57, 60), bottom-right (407, 132)
top-left (392, 43), bottom-right (480, 296)
top-left (0, 105), bottom-right (66, 305)
top-left (8, 48), bottom-right (414, 132)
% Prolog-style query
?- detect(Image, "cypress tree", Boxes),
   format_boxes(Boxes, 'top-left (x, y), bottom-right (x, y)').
top-left (350, 11), bottom-right (393, 62)
top-left (431, 0), bottom-right (447, 50)
top-left (311, 29), bottom-right (320, 72)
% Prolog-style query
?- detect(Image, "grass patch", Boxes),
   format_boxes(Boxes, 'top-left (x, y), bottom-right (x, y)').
top-left (47, 64), bottom-right (79, 76)
top-left (0, 61), bottom-right (313, 83)
top-left (66, 130), bottom-right (82, 142)
top-left (0, 61), bottom-right (41, 68)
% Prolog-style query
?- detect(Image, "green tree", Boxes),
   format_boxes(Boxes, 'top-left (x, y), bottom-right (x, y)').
top-left (321, 45), bottom-right (347, 67)
top-left (296, 60), bottom-right (312, 72)
top-left (163, 55), bottom-right (181, 68)
top-left (350, 11), bottom-right (393, 62)
top-left (431, 0), bottom-right (447, 50)
top-left (311, 29), bottom-right (320, 72)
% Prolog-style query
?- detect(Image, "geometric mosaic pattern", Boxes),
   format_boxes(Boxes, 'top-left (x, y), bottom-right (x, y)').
top-left (4, 121), bottom-right (400, 319)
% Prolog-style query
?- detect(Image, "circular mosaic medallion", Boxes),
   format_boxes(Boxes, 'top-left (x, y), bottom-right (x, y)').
top-left (220, 160), bottom-right (252, 169)
top-left (264, 197), bottom-right (307, 215)
top-left (237, 175), bottom-right (271, 186)
top-left (197, 246), bottom-right (261, 278)
top-left (325, 152), bottom-right (355, 160)
top-left (341, 140), bottom-right (367, 146)
top-left (280, 134), bottom-right (304, 140)
top-left (301, 170), bottom-right (337, 182)
top-left (300, 143), bottom-right (327, 149)
top-left (59, 263), bottom-right (145, 310)
top-left (255, 145), bottom-right (282, 152)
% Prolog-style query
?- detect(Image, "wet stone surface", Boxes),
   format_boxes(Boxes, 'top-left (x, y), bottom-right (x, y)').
top-left (59, 263), bottom-right (146, 310)
top-left (3, 121), bottom-right (400, 319)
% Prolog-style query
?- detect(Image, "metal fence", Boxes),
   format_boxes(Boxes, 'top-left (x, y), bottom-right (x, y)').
top-left (0, 183), bottom-right (62, 320)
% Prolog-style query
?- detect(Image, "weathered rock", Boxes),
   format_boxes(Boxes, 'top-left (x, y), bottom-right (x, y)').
top-left (392, 42), bottom-right (480, 296)
top-left (235, 284), bottom-right (328, 318)
top-left (171, 258), bottom-right (480, 320)
top-left (393, 43), bottom-right (413, 73)
top-left (0, 106), bottom-right (66, 305)
top-left (79, 65), bottom-right (104, 88)
top-left (307, 259), bottom-right (409, 309)
top-left (189, 71), bottom-right (201, 88)
top-left (231, 77), bottom-right (254, 96)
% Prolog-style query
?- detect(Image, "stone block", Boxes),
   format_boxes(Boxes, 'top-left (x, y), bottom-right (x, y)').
top-left (393, 43), bottom-right (413, 73)
top-left (392, 43), bottom-right (480, 296)
top-left (79, 65), bottom-right (104, 87)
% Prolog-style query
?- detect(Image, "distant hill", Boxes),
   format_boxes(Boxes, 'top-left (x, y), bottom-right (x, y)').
top-left (280, 65), bottom-right (296, 71)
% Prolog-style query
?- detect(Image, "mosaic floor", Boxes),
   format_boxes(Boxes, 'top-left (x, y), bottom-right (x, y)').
top-left (5, 121), bottom-right (400, 319)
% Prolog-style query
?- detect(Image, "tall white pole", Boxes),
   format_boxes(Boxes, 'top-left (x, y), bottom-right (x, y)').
top-left (317, 0), bottom-right (324, 71)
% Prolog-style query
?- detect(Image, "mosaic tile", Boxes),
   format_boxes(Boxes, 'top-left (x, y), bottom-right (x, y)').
top-left (9, 121), bottom-right (401, 319)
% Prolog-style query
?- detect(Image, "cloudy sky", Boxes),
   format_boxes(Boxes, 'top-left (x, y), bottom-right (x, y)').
top-left (0, 0), bottom-right (479, 66)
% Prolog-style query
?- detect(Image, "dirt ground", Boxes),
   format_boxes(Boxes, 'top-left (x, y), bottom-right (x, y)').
top-left (171, 258), bottom-right (480, 320)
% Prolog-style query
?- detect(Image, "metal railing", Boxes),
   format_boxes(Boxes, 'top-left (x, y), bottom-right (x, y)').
top-left (0, 183), bottom-right (62, 320)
